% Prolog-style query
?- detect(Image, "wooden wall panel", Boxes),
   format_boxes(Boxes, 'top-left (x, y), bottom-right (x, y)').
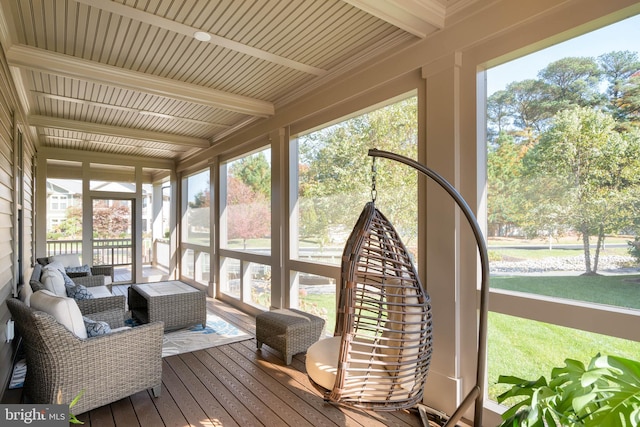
top-left (0, 45), bottom-right (14, 400)
top-left (0, 43), bottom-right (33, 400)
top-left (22, 144), bottom-right (35, 269)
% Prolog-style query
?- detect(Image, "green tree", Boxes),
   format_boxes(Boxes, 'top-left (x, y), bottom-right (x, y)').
top-left (50, 204), bottom-right (83, 239)
top-left (187, 185), bottom-right (211, 241)
top-left (189, 187), bottom-right (210, 208)
top-left (230, 152), bottom-right (271, 198)
top-left (523, 107), bottom-right (640, 274)
top-left (486, 89), bottom-right (514, 139)
top-left (299, 98), bottom-right (418, 249)
top-left (538, 57), bottom-right (604, 108)
top-left (618, 72), bottom-right (640, 129)
top-left (486, 51), bottom-right (640, 260)
top-left (487, 133), bottom-right (529, 236)
top-left (496, 79), bottom-right (555, 136)
top-left (597, 50), bottom-right (640, 125)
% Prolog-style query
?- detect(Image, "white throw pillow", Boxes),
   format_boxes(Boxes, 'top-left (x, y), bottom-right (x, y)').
top-left (30, 290), bottom-right (88, 339)
top-left (40, 268), bottom-right (67, 296)
top-left (87, 286), bottom-right (112, 299)
top-left (50, 254), bottom-right (82, 268)
top-left (43, 260), bottom-right (66, 273)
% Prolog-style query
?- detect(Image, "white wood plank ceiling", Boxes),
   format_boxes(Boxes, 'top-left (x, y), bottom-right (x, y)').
top-left (0, 0), bottom-right (476, 161)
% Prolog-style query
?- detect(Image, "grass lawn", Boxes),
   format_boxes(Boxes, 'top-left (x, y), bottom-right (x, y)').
top-left (487, 312), bottom-right (640, 401)
top-left (489, 274), bottom-right (640, 401)
top-left (491, 274), bottom-right (640, 309)
top-left (300, 292), bottom-right (337, 333)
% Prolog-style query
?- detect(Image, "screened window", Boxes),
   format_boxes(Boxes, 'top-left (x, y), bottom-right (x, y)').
top-left (485, 15), bottom-right (640, 403)
top-left (294, 96), bottom-right (418, 266)
top-left (291, 95), bottom-right (418, 331)
top-left (182, 170), bottom-right (210, 246)
top-left (219, 147), bottom-right (272, 309)
top-left (45, 178), bottom-right (82, 255)
top-left (222, 149), bottom-right (271, 254)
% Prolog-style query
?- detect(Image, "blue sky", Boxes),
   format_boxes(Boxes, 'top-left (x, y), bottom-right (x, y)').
top-left (487, 14), bottom-right (640, 95)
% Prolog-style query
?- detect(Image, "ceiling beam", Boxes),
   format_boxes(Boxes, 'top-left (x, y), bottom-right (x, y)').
top-left (344, 0), bottom-right (445, 38)
top-left (43, 135), bottom-right (186, 153)
top-left (7, 44), bottom-right (275, 117)
top-left (28, 115), bottom-right (211, 149)
top-left (74, 0), bottom-right (326, 76)
top-left (42, 147), bottom-right (176, 170)
top-left (32, 92), bottom-right (231, 129)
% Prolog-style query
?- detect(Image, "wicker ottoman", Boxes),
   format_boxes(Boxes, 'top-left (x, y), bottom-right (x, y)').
top-left (256, 308), bottom-right (325, 365)
top-left (129, 281), bottom-right (206, 331)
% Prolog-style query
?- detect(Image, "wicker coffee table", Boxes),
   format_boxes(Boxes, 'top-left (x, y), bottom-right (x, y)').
top-left (129, 281), bottom-right (206, 331)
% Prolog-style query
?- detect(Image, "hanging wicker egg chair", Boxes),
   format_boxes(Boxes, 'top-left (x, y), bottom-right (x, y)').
top-left (307, 150), bottom-right (489, 426)
top-left (306, 201), bottom-right (433, 411)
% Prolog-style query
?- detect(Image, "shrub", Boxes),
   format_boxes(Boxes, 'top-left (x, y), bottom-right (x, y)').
top-left (627, 236), bottom-right (640, 265)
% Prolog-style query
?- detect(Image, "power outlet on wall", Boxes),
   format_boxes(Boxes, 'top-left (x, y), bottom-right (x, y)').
top-left (6, 319), bottom-right (14, 342)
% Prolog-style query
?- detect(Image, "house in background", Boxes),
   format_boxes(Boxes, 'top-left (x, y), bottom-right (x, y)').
top-left (45, 178), bottom-right (82, 232)
top-left (0, 0), bottom-right (638, 424)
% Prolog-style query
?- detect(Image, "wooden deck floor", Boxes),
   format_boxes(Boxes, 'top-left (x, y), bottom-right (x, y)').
top-left (4, 286), bottom-right (424, 427)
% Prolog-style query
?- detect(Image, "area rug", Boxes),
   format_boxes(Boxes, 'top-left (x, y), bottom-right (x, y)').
top-left (9, 359), bottom-right (26, 389)
top-left (161, 313), bottom-right (251, 357)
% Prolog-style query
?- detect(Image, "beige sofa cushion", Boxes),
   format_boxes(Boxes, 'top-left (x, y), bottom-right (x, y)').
top-left (306, 335), bottom-right (341, 390)
top-left (378, 284), bottom-right (422, 390)
top-left (306, 335), bottom-right (409, 400)
top-left (39, 267), bottom-right (67, 296)
top-left (88, 286), bottom-right (112, 299)
top-left (31, 290), bottom-right (88, 339)
top-left (18, 283), bottom-right (33, 306)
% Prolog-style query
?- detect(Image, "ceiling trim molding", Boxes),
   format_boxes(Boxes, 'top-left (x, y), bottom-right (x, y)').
top-left (7, 44), bottom-right (275, 117)
top-left (28, 115), bottom-right (211, 148)
top-left (344, 0), bottom-right (444, 37)
top-left (74, 0), bottom-right (326, 76)
top-left (0, 0), bottom-right (12, 49)
top-left (7, 66), bottom-right (32, 116)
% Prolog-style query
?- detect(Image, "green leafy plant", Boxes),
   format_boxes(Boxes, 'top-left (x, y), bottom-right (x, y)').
top-left (68, 390), bottom-right (84, 424)
top-left (497, 354), bottom-right (640, 426)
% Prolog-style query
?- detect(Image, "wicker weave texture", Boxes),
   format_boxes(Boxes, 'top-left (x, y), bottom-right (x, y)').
top-left (329, 202), bottom-right (433, 411)
top-left (72, 274), bottom-right (111, 292)
top-left (129, 282), bottom-right (206, 331)
top-left (256, 308), bottom-right (325, 365)
top-left (7, 298), bottom-right (163, 415)
top-left (76, 296), bottom-right (127, 328)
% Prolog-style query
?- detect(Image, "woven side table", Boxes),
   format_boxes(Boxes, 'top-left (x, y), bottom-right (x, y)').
top-left (129, 281), bottom-right (206, 331)
top-left (256, 308), bottom-right (325, 365)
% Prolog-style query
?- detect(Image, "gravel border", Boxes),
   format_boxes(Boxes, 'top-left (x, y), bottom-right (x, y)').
top-left (490, 255), bottom-right (638, 274)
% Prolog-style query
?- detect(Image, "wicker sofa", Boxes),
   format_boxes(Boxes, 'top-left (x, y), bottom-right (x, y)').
top-left (7, 294), bottom-right (163, 414)
top-left (28, 263), bottom-right (126, 314)
top-left (37, 254), bottom-right (114, 284)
